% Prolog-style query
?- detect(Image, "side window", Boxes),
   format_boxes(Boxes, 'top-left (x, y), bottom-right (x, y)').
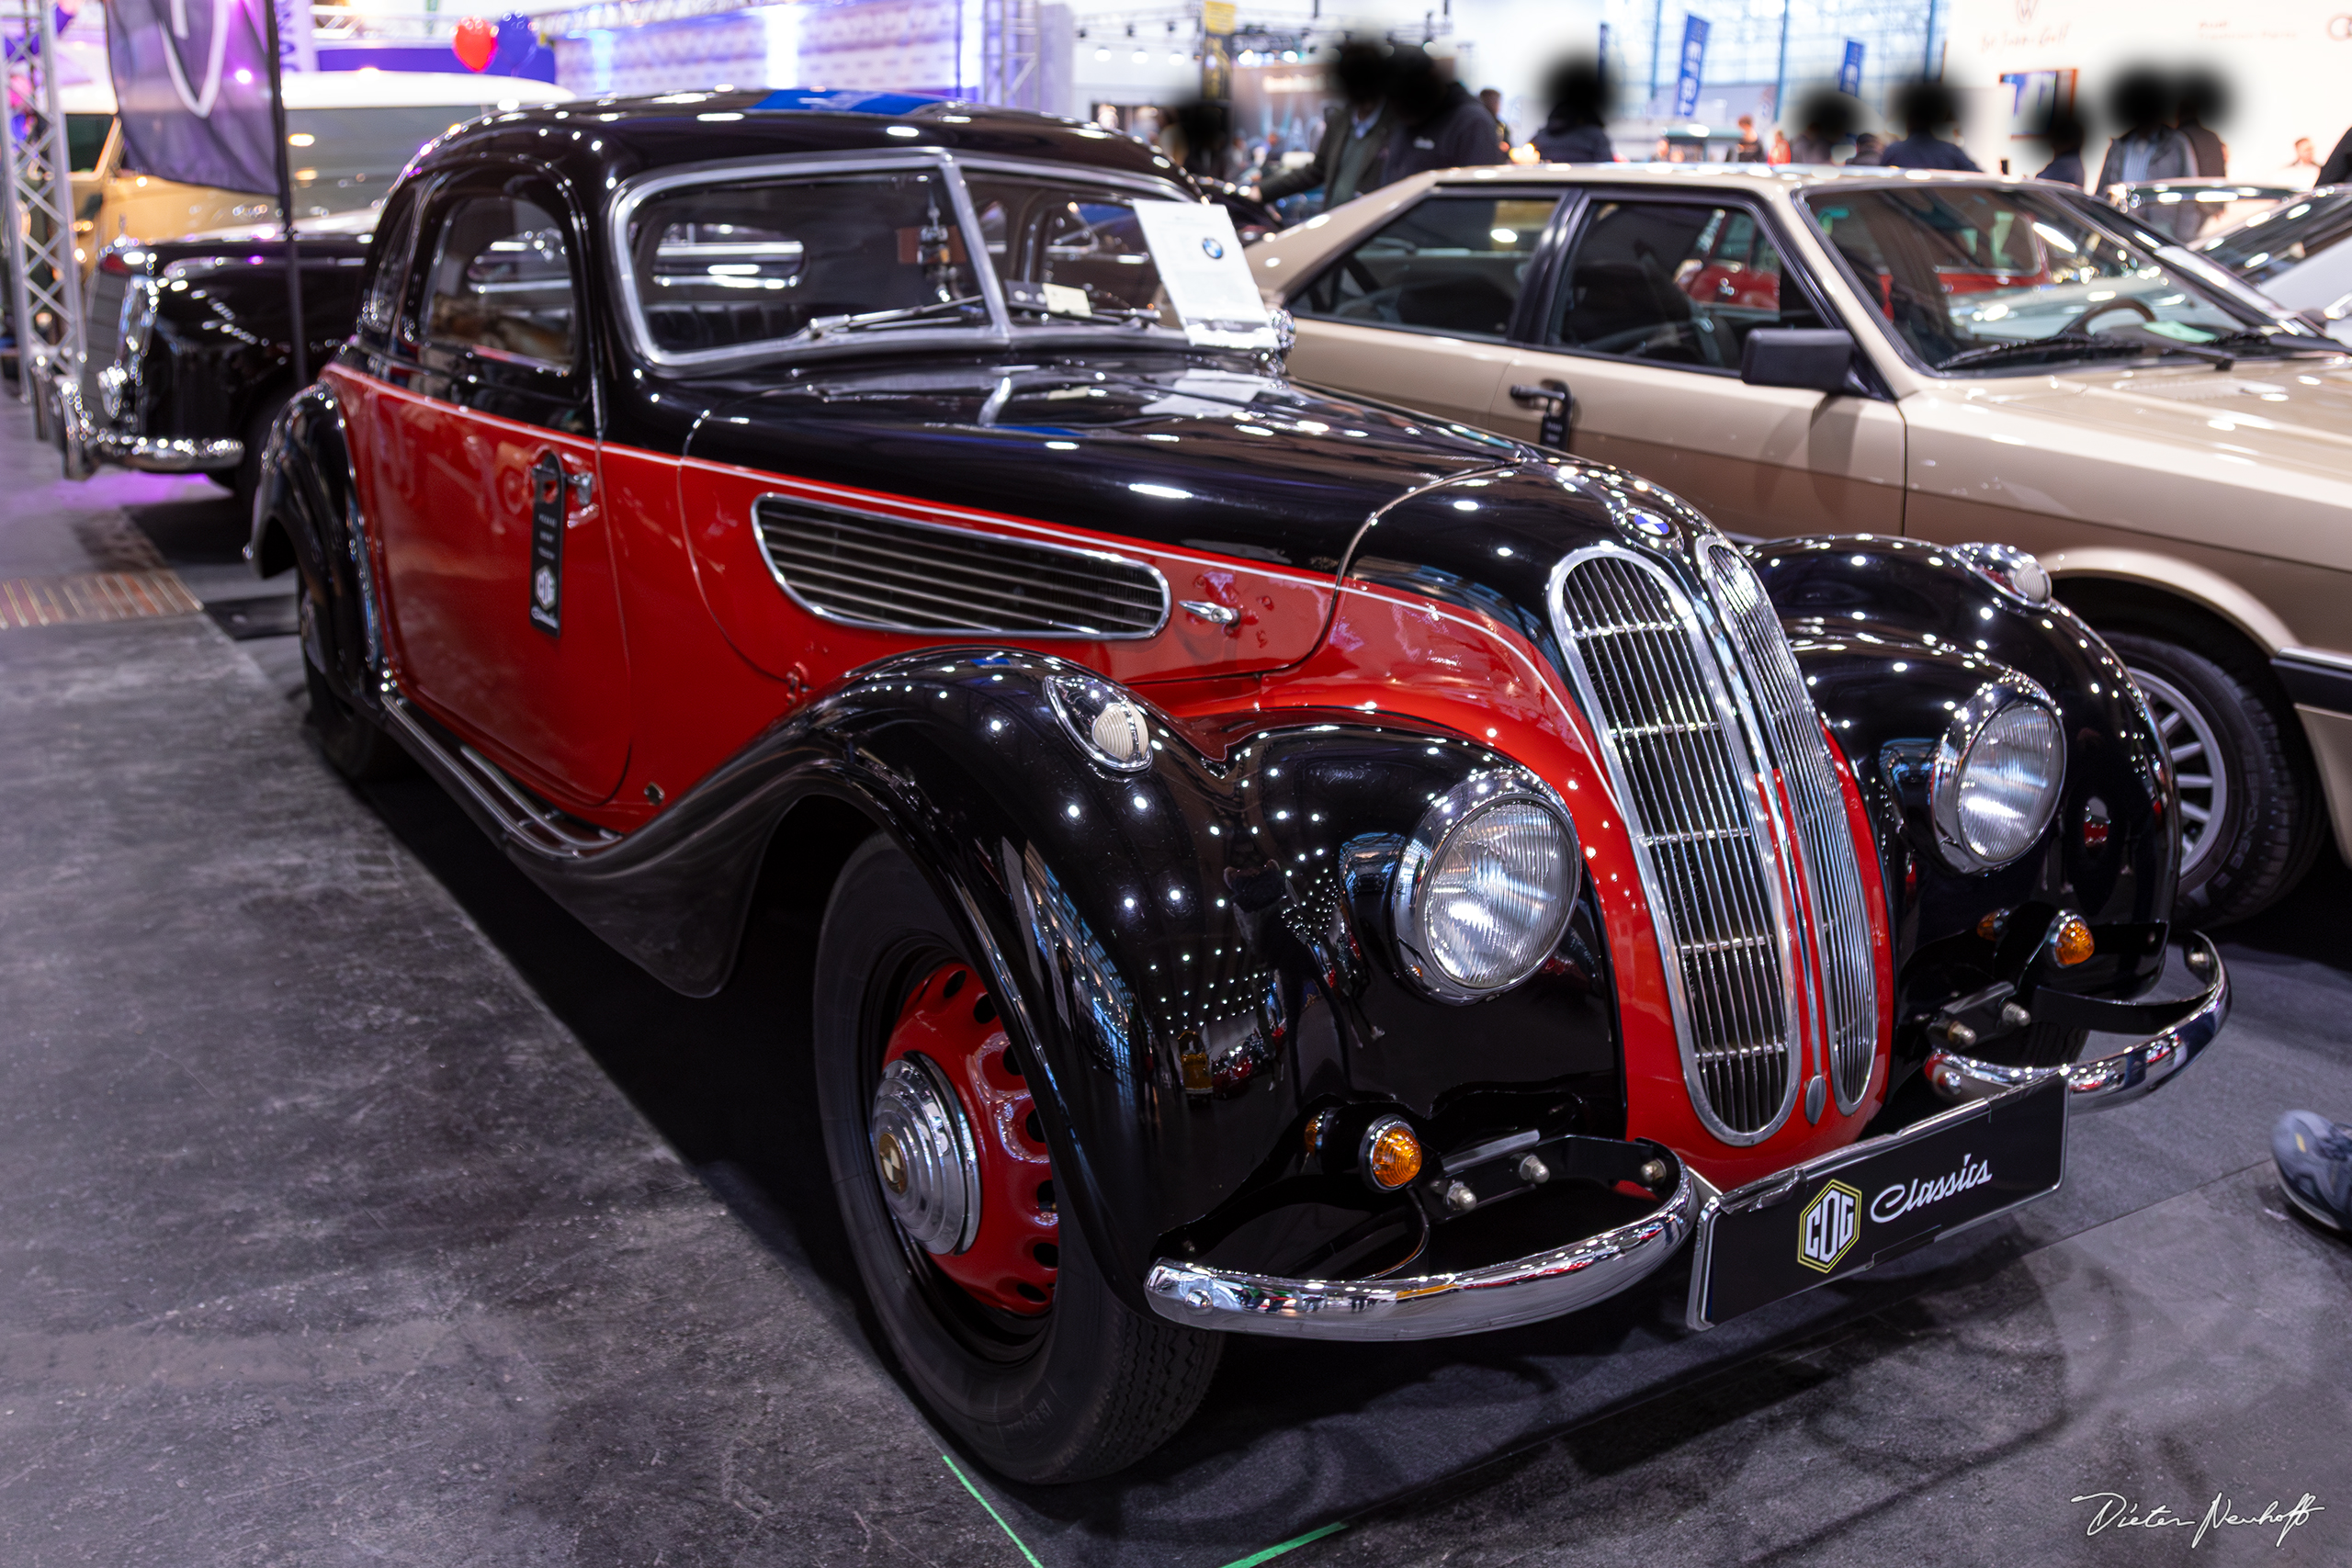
top-left (356, 186), bottom-right (422, 351)
top-left (1295, 195), bottom-right (1560, 341)
top-left (410, 186), bottom-right (577, 373)
top-left (1548, 200), bottom-right (1825, 369)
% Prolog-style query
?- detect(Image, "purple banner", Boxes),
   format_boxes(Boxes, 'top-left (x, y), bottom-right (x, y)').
top-left (106, 0), bottom-right (280, 196)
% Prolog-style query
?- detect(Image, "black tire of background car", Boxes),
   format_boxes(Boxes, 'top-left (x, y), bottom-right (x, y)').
top-left (2102, 629), bottom-right (2324, 926)
top-left (299, 586), bottom-right (406, 783)
top-left (813, 834), bottom-right (1222, 1483)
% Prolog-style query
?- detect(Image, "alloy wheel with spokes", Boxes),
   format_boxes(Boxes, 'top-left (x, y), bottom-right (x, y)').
top-left (2128, 665), bottom-right (2228, 881)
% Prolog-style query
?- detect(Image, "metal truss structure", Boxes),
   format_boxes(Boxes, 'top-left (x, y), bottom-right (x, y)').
top-left (1, 0), bottom-right (84, 406)
top-left (982, 0), bottom-right (1042, 111)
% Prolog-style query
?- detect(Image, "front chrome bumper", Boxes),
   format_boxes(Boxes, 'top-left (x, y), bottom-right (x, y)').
top-left (31, 364), bottom-right (242, 479)
top-left (1140, 1147), bottom-right (1708, 1341)
top-left (1925, 932), bottom-right (2228, 1114)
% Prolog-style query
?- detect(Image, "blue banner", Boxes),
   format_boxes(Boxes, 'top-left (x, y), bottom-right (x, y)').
top-left (106, 0), bottom-right (281, 197)
top-left (1672, 15), bottom-right (1710, 120)
top-left (1838, 39), bottom-right (1865, 97)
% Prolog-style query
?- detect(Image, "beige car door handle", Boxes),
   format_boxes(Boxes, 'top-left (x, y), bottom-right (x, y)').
top-left (1509, 379), bottom-right (1572, 447)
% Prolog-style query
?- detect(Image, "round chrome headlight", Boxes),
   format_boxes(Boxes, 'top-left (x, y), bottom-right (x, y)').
top-left (1932, 680), bottom-right (2065, 870)
top-left (1390, 773), bottom-right (1577, 1002)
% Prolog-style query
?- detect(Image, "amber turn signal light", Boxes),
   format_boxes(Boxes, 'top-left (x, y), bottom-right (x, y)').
top-left (1361, 1115), bottom-right (1424, 1190)
top-left (2052, 913), bottom-right (2095, 967)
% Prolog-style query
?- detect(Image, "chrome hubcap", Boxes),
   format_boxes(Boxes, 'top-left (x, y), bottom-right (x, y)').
top-left (870, 1052), bottom-right (981, 1255)
top-left (2129, 667), bottom-right (2228, 880)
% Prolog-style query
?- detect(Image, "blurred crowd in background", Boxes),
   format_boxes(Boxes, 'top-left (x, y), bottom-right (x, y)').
top-left (1104, 45), bottom-right (2352, 231)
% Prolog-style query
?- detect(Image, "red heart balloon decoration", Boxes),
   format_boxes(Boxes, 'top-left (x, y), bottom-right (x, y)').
top-left (452, 16), bottom-right (497, 73)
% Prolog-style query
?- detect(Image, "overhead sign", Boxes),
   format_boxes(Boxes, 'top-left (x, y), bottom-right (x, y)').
top-left (1672, 14), bottom-right (1710, 120)
top-left (105, 0), bottom-right (281, 196)
top-left (1838, 39), bottom-right (1866, 97)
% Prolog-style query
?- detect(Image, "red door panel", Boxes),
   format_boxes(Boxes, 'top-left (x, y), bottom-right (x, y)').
top-left (358, 376), bottom-right (631, 807)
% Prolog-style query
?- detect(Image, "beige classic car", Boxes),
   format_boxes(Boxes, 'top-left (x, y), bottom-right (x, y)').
top-left (1250, 163), bottom-right (2352, 924)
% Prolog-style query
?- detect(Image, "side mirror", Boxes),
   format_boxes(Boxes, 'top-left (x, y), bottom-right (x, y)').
top-left (1741, 327), bottom-right (1857, 393)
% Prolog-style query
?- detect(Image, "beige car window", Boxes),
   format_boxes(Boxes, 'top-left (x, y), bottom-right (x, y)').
top-left (1295, 195), bottom-right (1558, 340)
top-left (1548, 200), bottom-right (1824, 369)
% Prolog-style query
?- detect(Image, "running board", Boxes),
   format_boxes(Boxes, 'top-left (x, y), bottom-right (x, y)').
top-left (377, 691), bottom-right (622, 859)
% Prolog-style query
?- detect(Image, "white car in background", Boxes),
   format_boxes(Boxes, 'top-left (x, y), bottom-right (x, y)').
top-left (2191, 187), bottom-right (2352, 343)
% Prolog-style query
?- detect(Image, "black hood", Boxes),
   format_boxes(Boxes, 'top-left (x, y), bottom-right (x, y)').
top-left (670, 354), bottom-right (1527, 573)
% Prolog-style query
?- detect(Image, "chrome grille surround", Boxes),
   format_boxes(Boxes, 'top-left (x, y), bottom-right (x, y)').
top-left (1549, 541), bottom-right (1879, 1142)
top-left (754, 494), bottom-right (1170, 638)
top-left (1697, 538), bottom-right (1880, 1113)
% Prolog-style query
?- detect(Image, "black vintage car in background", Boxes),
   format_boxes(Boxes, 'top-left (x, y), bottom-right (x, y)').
top-left (46, 210), bottom-right (376, 507)
top-left (241, 95), bottom-right (2224, 1483)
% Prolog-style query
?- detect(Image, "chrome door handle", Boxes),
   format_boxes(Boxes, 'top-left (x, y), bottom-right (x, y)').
top-left (565, 468), bottom-right (594, 507)
top-left (1181, 599), bottom-right (1239, 626)
top-left (1509, 379), bottom-right (1572, 448)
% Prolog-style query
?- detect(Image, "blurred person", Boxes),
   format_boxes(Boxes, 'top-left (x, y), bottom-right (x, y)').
top-left (2176, 69), bottom-right (2228, 176)
top-left (1163, 99), bottom-right (1234, 182)
top-left (1478, 87), bottom-right (1511, 149)
top-left (1848, 130), bottom-right (1885, 165)
top-left (1791, 88), bottom-right (1859, 164)
top-left (1880, 80), bottom-right (1981, 171)
top-left (1770, 128), bottom-right (1792, 164)
top-left (1255, 40), bottom-right (1393, 212)
top-left (2034, 107), bottom-right (2087, 187)
top-left (1532, 56), bottom-right (1615, 163)
top-left (2286, 136), bottom-right (2322, 185)
top-left (2097, 69), bottom-right (2193, 187)
top-left (2273, 1111), bottom-right (2352, 1234)
top-left (1732, 114), bottom-right (1767, 162)
top-left (1374, 47), bottom-right (1510, 185)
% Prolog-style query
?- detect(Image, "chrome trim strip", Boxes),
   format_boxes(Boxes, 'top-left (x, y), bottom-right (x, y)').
top-left (1548, 542), bottom-right (1803, 1145)
top-left (1141, 1149), bottom-right (1704, 1340)
top-left (1924, 933), bottom-right (2229, 1114)
top-left (379, 694), bottom-right (622, 859)
top-left (752, 491), bottom-right (1172, 639)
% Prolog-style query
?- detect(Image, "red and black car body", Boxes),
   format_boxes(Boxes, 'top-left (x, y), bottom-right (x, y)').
top-left (251, 95), bottom-right (2227, 1482)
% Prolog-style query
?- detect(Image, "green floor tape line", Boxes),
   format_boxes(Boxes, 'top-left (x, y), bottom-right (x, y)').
top-left (941, 1453), bottom-right (1046, 1568)
top-left (1216, 1519), bottom-right (1349, 1567)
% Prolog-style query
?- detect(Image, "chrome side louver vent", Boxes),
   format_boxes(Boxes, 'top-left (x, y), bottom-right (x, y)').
top-left (753, 496), bottom-right (1170, 638)
top-left (1552, 542), bottom-right (1880, 1144)
top-left (1698, 540), bottom-right (1879, 1112)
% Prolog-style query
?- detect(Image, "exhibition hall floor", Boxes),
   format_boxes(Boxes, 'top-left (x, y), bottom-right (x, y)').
top-left (2, 399), bottom-right (2347, 1567)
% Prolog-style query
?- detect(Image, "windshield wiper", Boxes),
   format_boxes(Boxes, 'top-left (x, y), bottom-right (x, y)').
top-left (806, 294), bottom-right (988, 338)
top-left (2203, 328), bottom-right (2347, 358)
top-left (1937, 332), bottom-right (2145, 370)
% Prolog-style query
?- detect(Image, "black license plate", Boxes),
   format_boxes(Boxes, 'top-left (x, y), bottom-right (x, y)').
top-left (1688, 1074), bottom-right (2068, 1328)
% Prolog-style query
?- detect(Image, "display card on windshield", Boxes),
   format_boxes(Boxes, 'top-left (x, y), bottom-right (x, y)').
top-left (1130, 201), bottom-right (1277, 350)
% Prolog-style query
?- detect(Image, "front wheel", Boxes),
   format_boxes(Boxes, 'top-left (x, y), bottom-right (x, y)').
top-left (813, 836), bottom-right (1221, 1483)
top-left (2107, 630), bottom-right (2322, 925)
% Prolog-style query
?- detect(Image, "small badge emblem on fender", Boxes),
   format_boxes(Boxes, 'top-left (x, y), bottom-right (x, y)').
top-left (1797, 1179), bottom-right (1861, 1273)
top-left (528, 450), bottom-right (565, 635)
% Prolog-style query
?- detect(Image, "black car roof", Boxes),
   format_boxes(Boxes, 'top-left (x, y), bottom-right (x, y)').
top-left (426, 90), bottom-right (1188, 191)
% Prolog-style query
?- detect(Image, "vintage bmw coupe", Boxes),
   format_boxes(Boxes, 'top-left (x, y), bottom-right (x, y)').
top-left (254, 96), bottom-right (2227, 1482)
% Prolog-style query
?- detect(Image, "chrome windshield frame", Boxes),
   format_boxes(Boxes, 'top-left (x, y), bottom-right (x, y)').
top-left (607, 147), bottom-right (1202, 374)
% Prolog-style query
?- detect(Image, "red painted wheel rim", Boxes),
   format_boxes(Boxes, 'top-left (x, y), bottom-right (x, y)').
top-left (881, 961), bottom-right (1057, 1314)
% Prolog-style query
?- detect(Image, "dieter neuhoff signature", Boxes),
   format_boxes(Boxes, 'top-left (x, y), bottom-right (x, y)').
top-left (2072, 1490), bottom-right (2325, 1548)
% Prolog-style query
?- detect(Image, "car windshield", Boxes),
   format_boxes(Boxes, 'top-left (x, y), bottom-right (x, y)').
top-left (2194, 189), bottom-right (2352, 286)
top-left (1805, 185), bottom-right (2271, 374)
top-left (283, 106), bottom-right (500, 216)
top-left (966, 175), bottom-right (1183, 332)
top-left (2114, 182), bottom-right (2295, 243)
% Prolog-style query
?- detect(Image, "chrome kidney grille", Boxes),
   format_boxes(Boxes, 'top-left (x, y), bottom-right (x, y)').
top-left (754, 495), bottom-right (1170, 637)
top-left (1551, 542), bottom-right (1879, 1144)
